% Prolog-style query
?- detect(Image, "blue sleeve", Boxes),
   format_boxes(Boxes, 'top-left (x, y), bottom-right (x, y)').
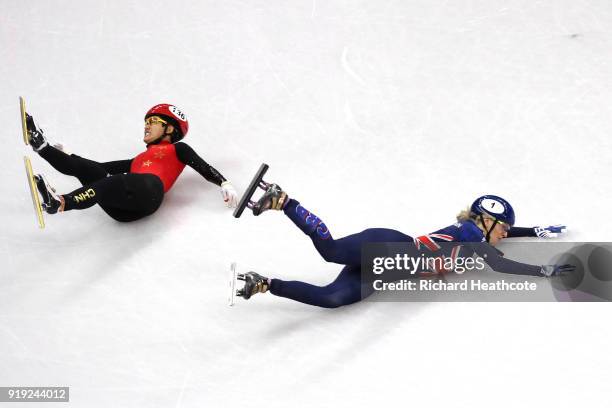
top-left (506, 227), bottom-right (537, 238)
top-left (467, 242), bottom-right (543, 276)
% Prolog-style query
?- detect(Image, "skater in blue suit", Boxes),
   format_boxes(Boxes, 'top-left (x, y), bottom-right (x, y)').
top-left (235, 183), bottom-right (570, 308)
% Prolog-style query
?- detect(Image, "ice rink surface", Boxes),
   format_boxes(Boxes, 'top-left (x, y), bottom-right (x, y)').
top-left (1, 1), bottom-right (612, 406)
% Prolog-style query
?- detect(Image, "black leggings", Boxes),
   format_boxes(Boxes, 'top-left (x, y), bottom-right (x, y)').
top-left (39, 146), bottom-right (164, 222)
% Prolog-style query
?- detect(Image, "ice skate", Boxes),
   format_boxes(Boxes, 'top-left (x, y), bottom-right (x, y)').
top-left (236, 272), bottom-right (270, 300)
top-left (233, 162), bottom-right (292, 218)
top-left (251, 183), bottom-right (287, 216)
top-left (25, 113), bottom-right (48, 152)
top-left (234, 163), bottom-right (268, 217)
top-left (34, 174), bottom-right (63, 214)
top-left (23, 156), bottom-right (45, 229)
top-left (20, 97), bottom-right (66, 154)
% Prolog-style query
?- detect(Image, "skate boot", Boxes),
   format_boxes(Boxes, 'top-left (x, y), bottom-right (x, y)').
top-left (34, 174), bottom-right (63, 214)
top-left (251, 184), bottom-right (288, 216)
top-left (25, 113), bottom-right (48, 152)
top-left (237, 272), bottom-right (270, 300)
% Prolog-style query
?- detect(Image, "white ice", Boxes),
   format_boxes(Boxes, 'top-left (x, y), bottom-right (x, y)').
top-left (1, 1), bottom-right (612, 407)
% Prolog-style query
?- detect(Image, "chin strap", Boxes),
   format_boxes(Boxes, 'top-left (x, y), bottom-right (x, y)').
top-left (147, 126), bottom-right (174, 146)
top-left (479, 214), bottom-right (499, 243)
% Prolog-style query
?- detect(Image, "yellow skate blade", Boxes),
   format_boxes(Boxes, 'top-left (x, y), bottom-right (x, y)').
top-left (24, 156), bottom-right (45, 229)
top-left (20, 96), bottom-right (29, 145)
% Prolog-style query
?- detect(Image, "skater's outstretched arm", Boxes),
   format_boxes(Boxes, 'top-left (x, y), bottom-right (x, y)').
top-left (468, 242), bottom-right (573, 277)
top-left (507, 225), bottom-right (567, 239)
top-left (506, 227), bottom-right (537, 238)
top-left (174, 142), bottom-right (226, 186)
top-left (174, 142), bottom-right (237, 207)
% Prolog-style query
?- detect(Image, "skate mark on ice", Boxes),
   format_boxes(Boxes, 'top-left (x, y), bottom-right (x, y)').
top-left (0, 326), bottom-right (31, 355)
top-left (344, 102), bottom-right (369, 135)
top-left (266, 60), bottom-right (293, 97)
top-left (174, 371), bottom-right (191, 408)
top-left (341, 46), bottom-right (366, 86)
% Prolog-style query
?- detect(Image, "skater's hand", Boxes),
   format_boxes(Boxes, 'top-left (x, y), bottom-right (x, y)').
top-left (534, 225), bottom-right (567, 239)
top-left (540, 264), bottom-right (575, 277)
top-left (221, 181), bottom-right (238, 208)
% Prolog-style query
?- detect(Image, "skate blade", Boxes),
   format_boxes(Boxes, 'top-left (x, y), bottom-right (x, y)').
top-left (19, 96), bottom-right (29, 145)
top-left (233, 163), bottom-right (269, 218)
top-left (228, 262), bottom-right (237, 306)
top-left (24, 156), bottom-right (45, 229)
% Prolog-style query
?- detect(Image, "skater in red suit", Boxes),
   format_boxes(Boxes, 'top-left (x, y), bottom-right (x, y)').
top-left (26, 104), bottom-right (237, 222)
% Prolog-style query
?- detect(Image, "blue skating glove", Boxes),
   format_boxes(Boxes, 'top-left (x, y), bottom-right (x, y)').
top-left (534, 225), bottom-right (567, 239)
top-left (540, 264), bottom-right (575, 277)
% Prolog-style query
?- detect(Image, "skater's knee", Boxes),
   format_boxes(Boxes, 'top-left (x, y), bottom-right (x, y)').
top-left (319, 296), bottom-right (353, 309)
top-left (318, 289), bottom-right (360, 308)
top-left (319, 300), bottom-right (344, 309)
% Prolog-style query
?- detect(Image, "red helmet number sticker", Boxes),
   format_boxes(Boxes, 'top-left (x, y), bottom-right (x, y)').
top-left (169, 105), bottom-right (186, 121)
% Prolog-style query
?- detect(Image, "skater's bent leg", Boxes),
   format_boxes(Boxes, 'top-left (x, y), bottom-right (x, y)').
top-left (283, 198), bottom-right (350, 263)
top-left (283, 198), bottom-right (412, 265)
top-left (283, 198), bottom-right (330, 237)
top-left (62, 173), bottom-right (164, 221)
top-left (269, 266), bottom-right (366, 308)
top-left (39, 145), bottom-right (108, 185)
